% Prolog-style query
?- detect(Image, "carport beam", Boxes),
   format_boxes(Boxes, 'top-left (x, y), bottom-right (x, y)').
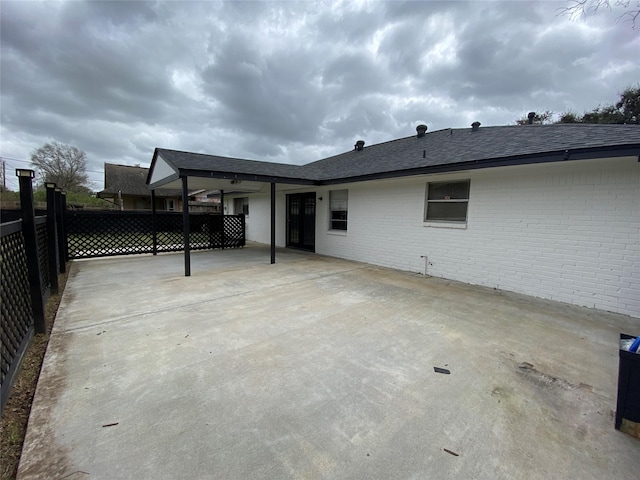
top-left (182, 176), bottom-right (191, 276)
top-left (270, 182), bottom-right (275, 264)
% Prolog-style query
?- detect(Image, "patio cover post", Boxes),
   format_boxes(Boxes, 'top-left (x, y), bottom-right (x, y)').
top-left (182, 176), bottom-right (191, 276)
top-left (220, 190), bottom-right (225, 250)
top-left (151, 189), bottom-right (157, 255)
top-left (270, 182), bottom-right (276, 264)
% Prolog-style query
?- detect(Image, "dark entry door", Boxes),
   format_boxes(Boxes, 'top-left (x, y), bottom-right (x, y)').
top-left (287, 193), bottom-right (316, 251)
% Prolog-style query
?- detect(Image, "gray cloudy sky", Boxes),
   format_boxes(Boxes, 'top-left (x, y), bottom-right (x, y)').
top-left (1, 0), bottom-right (639, 191)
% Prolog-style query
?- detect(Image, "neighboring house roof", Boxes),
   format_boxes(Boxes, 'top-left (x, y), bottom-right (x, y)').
top-left (99, 163), bottom-right (182, 197)
top-left (149, 124), bottom-right (640, 188)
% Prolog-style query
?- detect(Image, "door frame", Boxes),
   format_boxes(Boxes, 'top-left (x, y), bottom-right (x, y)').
top-left (286, 192), bottom-right (316, 252)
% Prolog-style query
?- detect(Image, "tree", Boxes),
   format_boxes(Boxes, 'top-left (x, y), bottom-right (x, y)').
top-left (557, 111), bottom-right (582, 123)
top-left (515, 110), bottom-right (555, 125)
top-left (517, 85), bottom-right (640, 126)
top-left (30, 141), bottom-right (90, 192)
top-left (615, 85), bottom-right (640, 124)
top-left (558, 85), bottom-right (640, 124)
top-left (558, 0), bottom-right (640, 29)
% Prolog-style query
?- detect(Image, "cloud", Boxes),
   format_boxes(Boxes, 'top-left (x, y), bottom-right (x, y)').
top-left (1, 0), bottom-right (638, 191)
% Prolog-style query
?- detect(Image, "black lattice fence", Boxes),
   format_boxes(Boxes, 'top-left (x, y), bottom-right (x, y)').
top-left (66, 211), bottom-right (245, 258)
top-left (1, 221), bottom-right (35, 410)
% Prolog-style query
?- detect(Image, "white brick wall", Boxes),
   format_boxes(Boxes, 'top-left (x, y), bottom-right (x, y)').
top-left (233, 157), bottom-right (640, 317)
top-left (229, 194), bottom-right (287, 246)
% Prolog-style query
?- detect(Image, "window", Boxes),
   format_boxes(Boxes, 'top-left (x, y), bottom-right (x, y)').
top-left (425, 180), bottom-right (470, 223)
top-left (329, 190), bottom-right (348, 230)
top-left (166, 199), bottom-right (175, 212)
top-left (234, 197), bottom-right (249, 216)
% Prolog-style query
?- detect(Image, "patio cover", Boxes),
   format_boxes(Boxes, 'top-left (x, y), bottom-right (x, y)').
top-left (147, 148), bottom-right (316, 276)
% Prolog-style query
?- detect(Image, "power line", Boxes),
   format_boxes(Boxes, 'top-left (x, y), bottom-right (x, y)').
top-left (0, 156), bottom-right (104, 174)
top-left (0, 155), bottom-right (31, 164)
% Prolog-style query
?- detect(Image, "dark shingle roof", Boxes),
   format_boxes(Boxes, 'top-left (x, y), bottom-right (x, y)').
top-left (303, 124), bottom-right (640, 181)
top-left (156, 150), bottom-right (310, 180)
top-left (100, 163), bottom-right (181, 197)
top-left (152, 124), bottom-right (640, 186)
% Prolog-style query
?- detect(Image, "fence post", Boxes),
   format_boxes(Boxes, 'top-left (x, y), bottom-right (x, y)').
top-left (45, 183), bottom-right (59, 293)
top-left (151, 189), bottom-right (158, 255)
top-left (55, 188), bottom-right (66, 273)
top-left (240, 213), bottom-right (246, 247)
top-left (16, 169), bottom-right (46, 334)
top-left (61, 192), bottom-right (69, 262)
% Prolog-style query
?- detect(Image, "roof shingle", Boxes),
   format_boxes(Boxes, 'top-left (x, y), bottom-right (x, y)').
top-left (152, 124), bottom-right (640, 186)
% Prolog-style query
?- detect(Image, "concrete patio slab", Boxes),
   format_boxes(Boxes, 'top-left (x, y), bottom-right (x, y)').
top-left (17, 244), bottom-right (640, 479)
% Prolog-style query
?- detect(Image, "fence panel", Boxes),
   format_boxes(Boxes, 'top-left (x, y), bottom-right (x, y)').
top-left (66, 210), bottom-right (154, 258)
top-left (0, 221), bottom-right (35, 410)
top-left (66, 211), bottom-right (245, 258)
top-left (224, 215), bottom-right (246, 248)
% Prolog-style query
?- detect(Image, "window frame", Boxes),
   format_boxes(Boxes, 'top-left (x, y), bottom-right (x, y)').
top-left (234, 197), bottom-right (249, 216)
top-left (424, 180), bottom-right (470, 224)
top-left (329, 189), bottom-right (348, 231)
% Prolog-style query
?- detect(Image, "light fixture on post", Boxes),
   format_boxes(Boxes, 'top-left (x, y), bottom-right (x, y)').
top-left (15, 168), bottom-right (35, 178)
top-left (45, 182), bottom-right (56, 189)
top-left (16, 169), bottom-right (36, 213)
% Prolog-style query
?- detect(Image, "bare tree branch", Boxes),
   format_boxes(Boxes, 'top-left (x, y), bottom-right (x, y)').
top-left (557, 0), bottom-right (640, 28)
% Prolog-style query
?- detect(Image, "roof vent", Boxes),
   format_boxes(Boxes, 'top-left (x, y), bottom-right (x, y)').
top-left (527, 112), bottom-right (536, 125)
top-left (416, 124), bottom-right (428, 138)
top-left (354, 140), bottom-right (365, 151)
top-left (471, 121), bottom-right (481, 131)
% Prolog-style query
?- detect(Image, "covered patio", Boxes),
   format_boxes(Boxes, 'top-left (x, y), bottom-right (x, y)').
top-left (18, 244), bottom-right (640, 479)
top-left (147, 148), bottom-right (317, 275)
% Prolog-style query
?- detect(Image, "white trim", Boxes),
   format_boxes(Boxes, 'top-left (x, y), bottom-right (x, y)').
top-left (423, 221), bottom-right (467, 229)
top-left (150, 153), bottom-right (178, 185)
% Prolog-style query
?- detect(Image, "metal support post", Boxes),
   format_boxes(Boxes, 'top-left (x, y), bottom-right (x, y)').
top-left (270, 182), bottom-right (276, 264)
top-left (182, 176), bottom-right (191, 276)
top-left (151, 189), bottom-right (158, 255)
